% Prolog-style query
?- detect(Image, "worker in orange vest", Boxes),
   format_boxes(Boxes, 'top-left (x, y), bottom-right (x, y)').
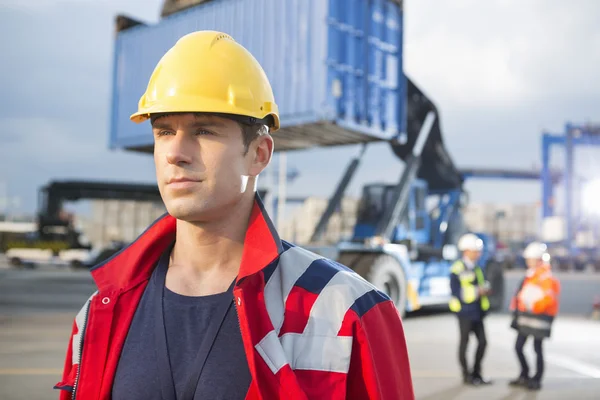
top-left (508, 241), bottom-right (560, 391)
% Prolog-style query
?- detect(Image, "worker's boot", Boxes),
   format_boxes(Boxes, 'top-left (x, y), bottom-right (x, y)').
top-left (462, 371), bottom-right (474, 385)
top-left (527, 379), bottom-right (541, 391)
top-left (471, 373), bottom-right (492, 386)
top-left (508, 375), bottom-right (529, 387)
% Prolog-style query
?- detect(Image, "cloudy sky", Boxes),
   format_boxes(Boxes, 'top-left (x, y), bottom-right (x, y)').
top-left (1, 0), bottom-right (599, 216)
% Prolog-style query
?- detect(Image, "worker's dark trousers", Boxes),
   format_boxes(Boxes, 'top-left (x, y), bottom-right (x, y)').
top-left (515, 334), bottom-right (544, 381)
top-left (458, 317), bottom-right (487, 377)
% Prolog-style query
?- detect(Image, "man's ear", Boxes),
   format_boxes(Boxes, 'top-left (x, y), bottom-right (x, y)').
top-left (248, 134), bottom-right (274, 177)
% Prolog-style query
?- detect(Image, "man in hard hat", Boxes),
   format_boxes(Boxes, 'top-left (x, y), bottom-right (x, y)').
top-left (508, 241), bottom-right (560, 391)
top-left (55, 31), bottom-right (414, 400)
top-left (449, 233), bottom-right (492, 386)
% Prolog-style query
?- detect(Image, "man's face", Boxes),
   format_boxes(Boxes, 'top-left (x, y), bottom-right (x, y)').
top-left (525, 258), bottom-right (540, 269)
top-left (464, 250), bottom-right (482, 263)
top-left (152, 113), bottom-right (272, 222)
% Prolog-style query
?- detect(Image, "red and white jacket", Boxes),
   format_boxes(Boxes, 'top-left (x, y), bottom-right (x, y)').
top-left (55, 198), bottom-right (415, 399)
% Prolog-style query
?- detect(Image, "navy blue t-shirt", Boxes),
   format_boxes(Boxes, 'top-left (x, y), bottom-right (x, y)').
top-left (112, 252), bottom-right (251, 399)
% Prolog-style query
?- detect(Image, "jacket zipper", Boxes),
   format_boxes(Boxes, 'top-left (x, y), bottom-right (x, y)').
top-left (72, 299), bottom-right (92, 399)
top-left (233, 288), bottom-right (243, 341)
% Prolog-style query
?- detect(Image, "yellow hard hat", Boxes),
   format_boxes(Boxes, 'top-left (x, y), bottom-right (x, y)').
top-left (130, 30), bottom-right (280, 131)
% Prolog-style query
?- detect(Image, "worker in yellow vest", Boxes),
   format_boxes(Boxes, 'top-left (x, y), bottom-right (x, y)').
top-left (449, 233), bottom-right (492, 386)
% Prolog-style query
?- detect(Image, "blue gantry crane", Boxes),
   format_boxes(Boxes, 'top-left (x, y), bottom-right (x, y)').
top-left (541, 122), bottom-right (600, 270)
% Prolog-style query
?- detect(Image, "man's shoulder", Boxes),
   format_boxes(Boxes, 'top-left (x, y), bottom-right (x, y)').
top-left (450, 259), bottom-right (465, 273)
top-left (272, 242), bottom-right (391, 319)
top-left (276, 242), bottom-right (375, 288)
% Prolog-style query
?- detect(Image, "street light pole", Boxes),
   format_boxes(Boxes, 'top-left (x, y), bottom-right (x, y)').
top-left (277, 152), bottom-right (287, 232)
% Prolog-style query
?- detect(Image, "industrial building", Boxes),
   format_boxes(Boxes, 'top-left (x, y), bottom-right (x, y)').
top-left (78, 199), bottom-right (166, 248)
top-left (462, 202), bottom-right (539, 244)
top-left (279, 196), bottom-right (360, 245)
top-left (280, 197), bottom-right (539, 248)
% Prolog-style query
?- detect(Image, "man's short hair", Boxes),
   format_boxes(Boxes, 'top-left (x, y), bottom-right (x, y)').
top-left (239, 123), bottom-right (269, 154)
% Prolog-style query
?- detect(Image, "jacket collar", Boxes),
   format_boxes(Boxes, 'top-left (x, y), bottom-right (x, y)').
top-left (526, 264), bottom-right (551, 279)
top-left (90, 193), bottom-right (283, 291)
top-left (461, 257), bottom-right (476, 270)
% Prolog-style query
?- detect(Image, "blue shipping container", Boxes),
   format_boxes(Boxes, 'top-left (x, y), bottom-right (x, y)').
top-left (110, 0), bottom-right (405, 152)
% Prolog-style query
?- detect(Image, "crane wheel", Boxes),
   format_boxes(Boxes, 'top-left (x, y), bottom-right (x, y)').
top-left (363, 255), bottom-right (408, 317)
top-left (337, 252), bottom-right (408, 317)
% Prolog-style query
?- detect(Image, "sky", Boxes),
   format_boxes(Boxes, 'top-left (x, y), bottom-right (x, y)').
top-left (0, 0), bottom-right (599, 216)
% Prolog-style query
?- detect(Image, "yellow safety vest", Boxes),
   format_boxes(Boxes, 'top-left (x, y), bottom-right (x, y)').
top-left (448, 260), bottom-right (490, 313)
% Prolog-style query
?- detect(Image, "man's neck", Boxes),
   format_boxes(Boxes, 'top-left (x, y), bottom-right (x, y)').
top-left (462, 257), bottom-right (475, 269)
top-left (529, 264), bottom-right (550, 277)
top-left (165, 196), bottom-right (254, 296)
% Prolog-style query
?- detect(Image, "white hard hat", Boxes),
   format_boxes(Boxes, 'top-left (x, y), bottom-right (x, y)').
top-left (523, 241), bottom-right (550, 261)
top-left (458, 233), bottom-right (484, 252)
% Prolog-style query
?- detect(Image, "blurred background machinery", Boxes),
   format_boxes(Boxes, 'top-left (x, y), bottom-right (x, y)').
top-left (108, 0), bottom-right (507, 317)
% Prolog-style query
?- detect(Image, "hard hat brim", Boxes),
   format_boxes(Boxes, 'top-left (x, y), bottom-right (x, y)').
top-left (130, 95), bottom-right (280, 132)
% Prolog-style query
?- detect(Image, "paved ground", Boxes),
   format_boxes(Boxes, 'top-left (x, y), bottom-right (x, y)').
top-left (1, 258), bottom-right (599, 399)
top-left (404, 311), bottom-right (600, 399)
top-left (0, 259), bottom-right (97, 400)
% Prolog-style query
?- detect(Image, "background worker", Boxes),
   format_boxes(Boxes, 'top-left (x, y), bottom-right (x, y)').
top-left (509, 241), bottom-right (561, 391)
top-left (449, 233), bottom-right (492, 386)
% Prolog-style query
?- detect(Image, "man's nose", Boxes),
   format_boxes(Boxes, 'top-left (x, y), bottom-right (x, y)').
top-left (165, 133), bottom-right (194, 165)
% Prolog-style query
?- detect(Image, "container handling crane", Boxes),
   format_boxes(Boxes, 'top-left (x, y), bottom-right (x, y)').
top-left (308, 79), bottom-right (505, 317)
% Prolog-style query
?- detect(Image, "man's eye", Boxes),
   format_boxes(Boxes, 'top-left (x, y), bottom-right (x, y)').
top-left (196, 129), bottom-right (213, 136)
top-left (156, 130), bottom-right (174, 137)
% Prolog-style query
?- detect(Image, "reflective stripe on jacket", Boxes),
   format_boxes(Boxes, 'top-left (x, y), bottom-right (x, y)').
top-left (448, 260), bottom-right (490, 314)
top-left (54, 195), bottom-right (415, 400)
top-left (510, 265), bottom-right (560, 338)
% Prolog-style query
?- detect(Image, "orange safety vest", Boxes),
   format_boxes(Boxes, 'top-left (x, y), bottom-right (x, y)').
top-left (510, 265), bottom-right (560, 338)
